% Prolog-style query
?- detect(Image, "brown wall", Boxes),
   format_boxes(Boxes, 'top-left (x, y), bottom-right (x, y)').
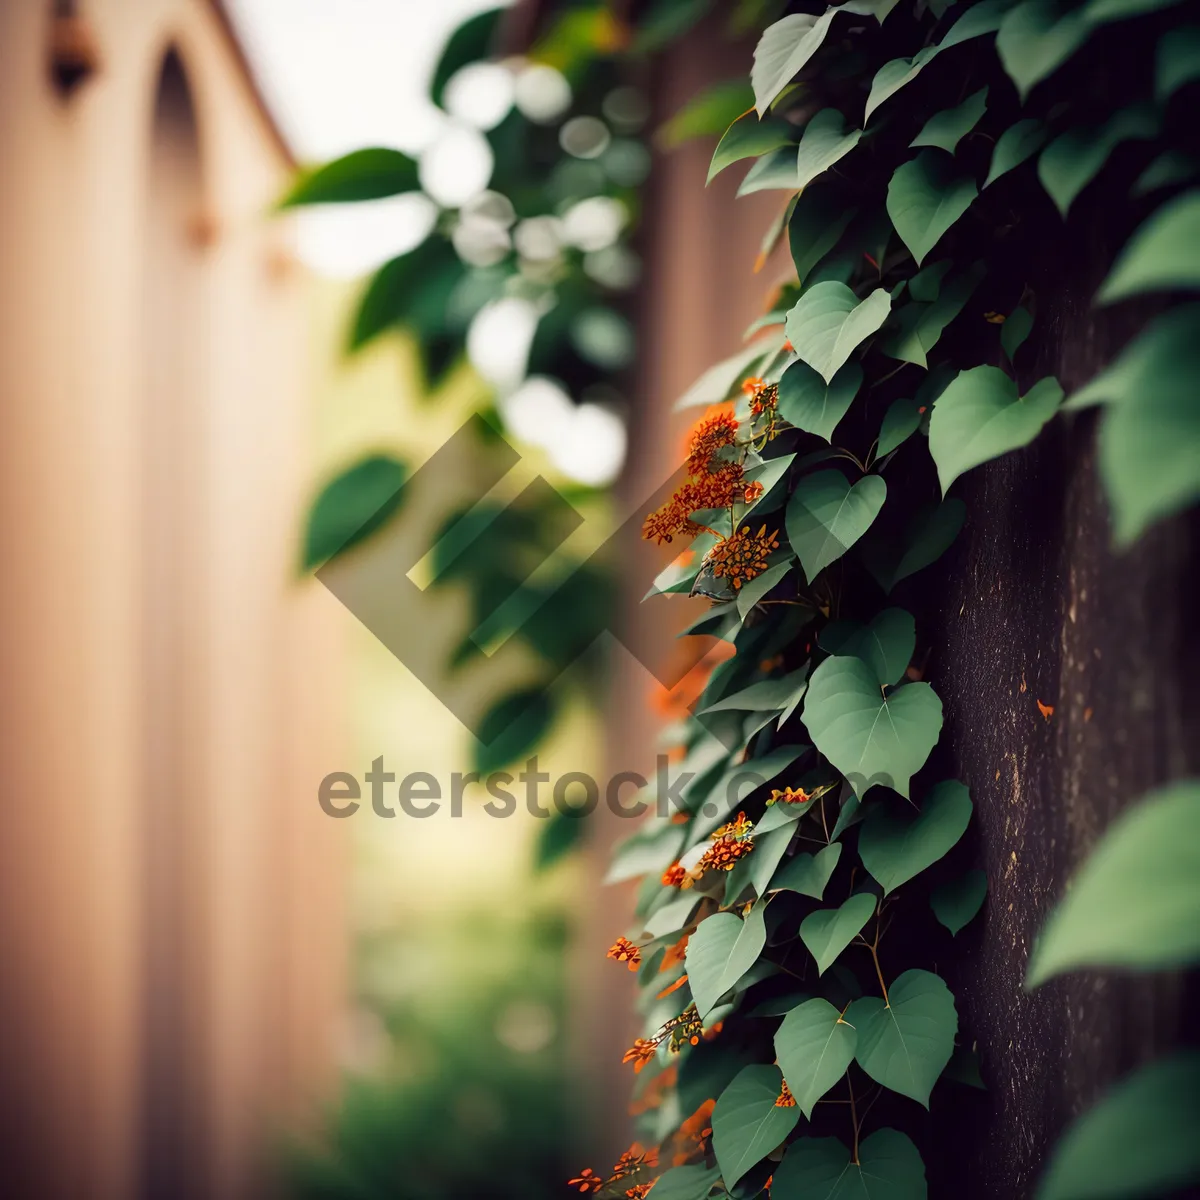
top-left (0, 3), bottom-right (345, 1197)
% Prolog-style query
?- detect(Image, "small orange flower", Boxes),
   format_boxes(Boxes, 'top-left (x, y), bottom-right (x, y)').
top-left (706, 524), bottom-right (780, 589)
top-left (776, 1080), bottom-right (797, 1107)
top-left (607, 936), bottom-right (642, 971)
top-left (749, 382), bottom-right (778, 420)
top-left (712, 812), bottom-right (753, 840)
top-left (622, 1038), bottom-right (659, 1073)
top-left (612, 1145), bottom-right (658, 1178)
top-left (657, 973), bottom-right (689, 999)
top-left (660, 934), bottom-right (689, 971)
top-left (625, 1185), bottom-right (655, 1199)
top-left (661, 862), bottom-right (687, 888)
top-left (768, 786), bottom-right (813, 806)
top-left (741, 376), bottom-right (766, 397)
top-left (568, 1167), bottom-right (603, 1193)
top-left (665, 1006), bottom-right (704, 1050)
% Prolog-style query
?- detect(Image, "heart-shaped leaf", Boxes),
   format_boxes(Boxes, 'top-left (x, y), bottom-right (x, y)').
top-left (1026, 780), bottom-right (1200, 987)
top-left (771, 842), bottom-right (843, 899)
top-left (985, 118), bottom-right (1049, 187)
top-left (859, 499), bottom-right (966, 593)
top-left (931, 868), bottom-right (988, 935)
top-left (777, 361), bottom-right (863, 442)
top-left (818, 608), bottom-right (915, 687)
top-left (887, 151), bottom-right (978, 266)
top-left (911, 87), bottom-right (988, 154)
top-left (1037, 105), bottom-right (1157, 216)
top-left (929, 365), bottom-right (1064, 494)
top-left (877, 396), bottom-right (925, 456)
top-left (1097, 191), bottom-right (1200, 303)
top-left (712, 1064), bottom-right (800, 1187)
top-left (800, 892), bottom-right (877, 975)
top-left (773, 1129), bottom-right (927, 1200)
top-left (708, 110), bottom-right (797, 184)
top-left (686, 905), bottom-right (768, 1019)
top-left (847, 969), bottom-right (958, 1106)
top-left (785, 470), bottom-right (887, 581)
top-left (789, 190), bottom-right (858, 282)
top-left (858, 780), bottom-right (973, 894)
top-left (738, 146), bottom-right (801, 195)
top-left (796, 108), bottom-right (863, 190)
top-left (880, 261), bottom-right (986, 367)
top-left (775, 998), bottom-right (858, 1116)
top-left (1036, 1053), bottom-right (1200, 1200)
top-left (803, 657), bottom-right (943, 798)
top-left (996, 0), bottom-right (1093, 99)
top-left (785, 283), bottom-right (892, 383)
top-left (751, 9), bottom-right (838, 114)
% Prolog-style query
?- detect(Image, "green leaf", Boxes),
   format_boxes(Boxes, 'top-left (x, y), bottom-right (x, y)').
top-left (708, 110), bottom-right (796, 184)
top-left (675, 337), bottom-right (783, 409)
top-left (1097, 190), bottom-right (1200, 302)
top-left (727, 822), bottom-right (800, 903)
top-left (1038, 106), bottom-right (1158, 216)
top-left (660, 80), bottom-right (756, 148)
top-left (1094, 308), bottom-right (1200, 544)
top-left (686, 905), bottom-right (768, 1019)
top-left (877, 396), bottom-right (925, 456)
top-left (303, 454), bottom-right (408, 570)
top-left (864, 0), bottom-right (1006, 122)
top-left (739, 148), bottom-right (803, 195)
top-left (860, 499), bottom-right (966, 593)
top-left (795, 109), bottom-right (863, 190)
top-left (929, 365), bottom-right (1064, 494)
top-left (847, 969), bottom-right (958, 1106)
top-left (712, 1065), bottom-right (801, 1187)
top-left (996, 0), bottom-right (1093, 100)
top-left (1133, 150), bottom-right (1198, 197)
top-left (774, 1130), bottom-right (927, 1200)
top-left (803, 658), bottom-right (943, 798)
top-left (880, 261), bottom-right (986, 366)
top-left (349, 240), bottom-right (464, 352)
top-left (800, 893), bottom-right (877, 975)
top-left (984, 118), bottom-right (1049, 187)
top-left (858, 780), bottom-right (973, 894)
top-left (474, 689), bottom-right (556, 775)
top-left (887, 151), bottom-right (978, 267)
top-left (429, 7), bottom-right (504, 106)
top-left (911, 87), bottom-right (988, 154)
top-left (775, 998), bottom-right (858, 1117)
top-left (735, 560), bottom-right (794, 618)
top-left (1036, 1053), bottom-right (1200, 1200)
top-left (785, 283), bottom-right (892, 383)
top-left (646, 1163), bottom-right (723, 1200)
top-left (1157, 26), bottom-right (1200, 103)
top-left (535, 810), bottom-right (585, 870)
top-left (777, 361), bottom-right (863, 442)
top-left (785, 470), bottom-right (887, 581)
top-left (789, 191), bottom-right (858, 283)
top-left (698, 667), bottom-right (808, 715)
top-left (751, 9), bottom-right (838, 114)
top-left (279, 148), bottom-right (420, 208)
top-left (931, 868), bottom-right (988, 935)
top-left (1001, 305), bottom-right (1034, 362)
top-left (908, 260), bottom-right (953, 303)
top-left (1026, 780), bottom-right (1200, 986)
top-left (819, 609), bottom-right (915, 688)
top-left (770, 842), bottom-right (843, 899)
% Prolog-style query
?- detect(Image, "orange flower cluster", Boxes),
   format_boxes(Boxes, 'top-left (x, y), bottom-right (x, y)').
top-left (749, 382), bottom-right (778, 421)
top-left (706, 524), bottom-right (781, 590)
top-left (621, 1038), bottom-right (658, 1074)
top-left (768, 785), bottom-right (813, 806)
top-left (741, 376), bottom-right (766, 397)
top-left (569, 1145), bottom-right (659, 1197)
top-left (641, 411), bottom-right (761, 545)
top-left (776, 1080), bottom-right (797, 1107)
top-left (622, 1004), bottom-right (707, 1074)
top-left (607, 936), bottom-right (641, 971)
top-left (698, 811), bottom-right (755, 874)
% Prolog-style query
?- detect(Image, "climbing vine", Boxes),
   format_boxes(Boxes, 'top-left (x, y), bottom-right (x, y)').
top-left (584, 1), bottom-right (1200, 1198)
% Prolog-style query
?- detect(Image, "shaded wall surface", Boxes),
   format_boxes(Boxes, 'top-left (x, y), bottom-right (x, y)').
top-left (630, 30), bottom-right (1198, 1200)
top-left (0, 2), bottom-right (345, 1198)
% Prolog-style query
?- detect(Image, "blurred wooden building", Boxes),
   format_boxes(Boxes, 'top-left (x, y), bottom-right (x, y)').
top-left (0, 2), bottom-right (345, 1197)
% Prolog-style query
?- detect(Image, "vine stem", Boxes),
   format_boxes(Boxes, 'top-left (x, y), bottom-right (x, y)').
top-left (867, 905), bottom-right (890, 1005)
top-left (848, 1072), bottom-right (860, 1164)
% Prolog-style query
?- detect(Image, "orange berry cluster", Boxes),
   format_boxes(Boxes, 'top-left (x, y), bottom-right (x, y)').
top-left (706, 524), bottom-right (781, 590)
